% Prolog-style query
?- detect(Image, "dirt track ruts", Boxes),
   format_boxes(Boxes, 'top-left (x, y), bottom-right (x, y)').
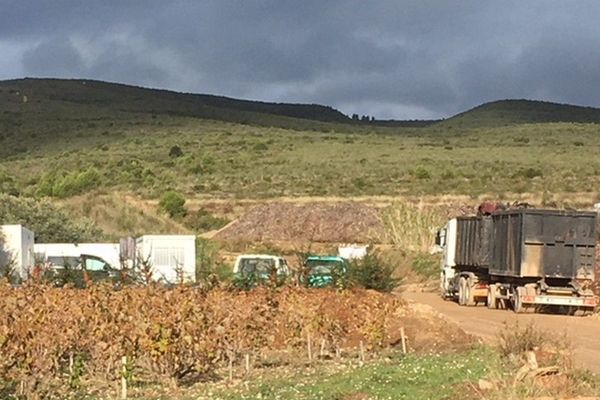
top-left (404, 291), bottom-right (600, 374)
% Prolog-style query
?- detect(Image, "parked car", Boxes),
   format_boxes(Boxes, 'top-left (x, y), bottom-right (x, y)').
top-left (302, 256), bottom-right (348, 288)
top-left (43, 254), bottom-right (121, 288)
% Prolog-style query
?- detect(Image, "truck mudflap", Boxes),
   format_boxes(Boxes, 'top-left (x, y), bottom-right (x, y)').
top-left (520, 294), bottom-right (598, 308)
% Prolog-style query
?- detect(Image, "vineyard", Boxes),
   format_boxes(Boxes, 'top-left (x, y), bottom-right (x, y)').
top-left (0, 283), bottom-right (468, 399)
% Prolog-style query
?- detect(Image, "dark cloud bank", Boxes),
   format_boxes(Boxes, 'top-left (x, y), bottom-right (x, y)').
top-left (1, 0), bottom-right (599, 119)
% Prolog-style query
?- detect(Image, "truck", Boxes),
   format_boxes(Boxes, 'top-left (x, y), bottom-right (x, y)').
top-left (438, 207), bottom-right (598, 314)
top-left (233, 254), bottom-right (290, 281)
top-left (302, 255), bottom-right (348, 288)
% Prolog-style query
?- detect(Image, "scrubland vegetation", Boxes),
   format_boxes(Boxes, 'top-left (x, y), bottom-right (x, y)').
top-left (2, 79), bottom-right (600, 399)
top-left (2, 79), bottom-right (600, 203)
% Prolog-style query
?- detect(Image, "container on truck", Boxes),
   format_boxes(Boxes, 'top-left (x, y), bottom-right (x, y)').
top-left (438, 208), bottom-right (597, 314)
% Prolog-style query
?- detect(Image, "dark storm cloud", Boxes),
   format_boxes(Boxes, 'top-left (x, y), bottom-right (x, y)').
top-left (1, 0), bottom-right (600, 119)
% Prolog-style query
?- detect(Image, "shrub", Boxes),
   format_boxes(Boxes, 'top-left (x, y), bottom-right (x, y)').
top-left (184, 208), bottom-right (229, 232)
top-left (36, 167), bottom-right (101, 198)
top-left (0, 194), bottom-right (103, 242)
top-left (168, 145), bottom-right (183, 158)
top-left (158, 191), bottom-right (187, 218)
top-left (349, 253), bottom-right (400, 292)
top-left (412, 166), bottom-right (431, 180)
top-left (513, 167), bottom-right (543, 179)
top-left (252, 142), bottom-right (268, 151)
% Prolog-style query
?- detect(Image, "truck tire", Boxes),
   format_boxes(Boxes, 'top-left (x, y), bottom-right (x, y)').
top-left (464, 277), bottom-right (476, 306)
top-left (487, 285), bottom-right (497, 309)
top-left (511, 286), bottom-right (525, 314)
top-left (458, 277), bottom-right (467, 306)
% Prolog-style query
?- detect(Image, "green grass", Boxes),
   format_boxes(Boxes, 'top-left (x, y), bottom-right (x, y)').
top-left (197, 348), bottom-right (491, 400)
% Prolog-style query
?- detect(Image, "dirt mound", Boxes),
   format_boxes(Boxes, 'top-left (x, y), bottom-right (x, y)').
top-left (215, 201), bottom-right (384, 243)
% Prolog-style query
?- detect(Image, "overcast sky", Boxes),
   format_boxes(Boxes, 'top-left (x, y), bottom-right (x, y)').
top-left (1, 1), bottom-right (599, 119)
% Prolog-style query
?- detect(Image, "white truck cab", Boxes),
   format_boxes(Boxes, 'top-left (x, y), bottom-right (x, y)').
top-left (437, 218), bottom-right (457, 298)
top-left (233, 254), bottom-right (290, 278)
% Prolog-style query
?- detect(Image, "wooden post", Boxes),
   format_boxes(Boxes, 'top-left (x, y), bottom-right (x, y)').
top-left (245, 354), bottom-right (251, 374)
top-left (69, 353), bottom-right (74, 376)
top-left (359, 341), bottom-right (365, 362)
top-left (335, 347), bottom-right (341, 359)
top-left (307, 332), bottom-right (313, 363)
top-left (121, 356), bottom-right (128, 400)
top-left (400, 327), bottom-right (407, 354)
top-left (228, 354), bottom-right (234, 382)
top-left (320, 339), bottom-right (326, 358)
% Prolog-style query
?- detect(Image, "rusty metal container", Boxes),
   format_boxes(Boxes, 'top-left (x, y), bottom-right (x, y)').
top-left (455, 216), bottom-right (493, 267)
top-left (489, 209), bottom-right (597, 279)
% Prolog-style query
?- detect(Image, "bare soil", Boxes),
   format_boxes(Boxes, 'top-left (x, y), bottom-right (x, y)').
top-left (403, 291), bottom-right (600, 374)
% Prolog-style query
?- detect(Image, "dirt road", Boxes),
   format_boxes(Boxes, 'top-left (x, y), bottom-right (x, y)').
top-left (404, 291), bottom-right (600, 374)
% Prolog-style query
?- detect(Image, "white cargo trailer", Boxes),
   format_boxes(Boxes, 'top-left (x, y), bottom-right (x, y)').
top-left (135, 235), bottom-right (196, 283)
top-left (0, 225), bottom-right (35, 281)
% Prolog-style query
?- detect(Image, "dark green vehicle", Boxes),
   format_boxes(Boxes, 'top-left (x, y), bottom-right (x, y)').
top-left (302, 256), bottom-right (348, 288)
top-left (44, 254), bottom-right (122, 288)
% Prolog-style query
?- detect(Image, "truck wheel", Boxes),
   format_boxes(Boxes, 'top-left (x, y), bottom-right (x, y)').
top-left (487, 285), bottom-right (497, 309)
top-left (464, 277), bottom-right (476, 306)
top-left (511, 286), bottom-right (525, 314)
top-left (458, 277), bottom-right (467, 306)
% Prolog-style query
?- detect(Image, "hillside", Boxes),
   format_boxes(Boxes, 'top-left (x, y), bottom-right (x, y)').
top-left (2, 78), bottom-right (600, 204)
top-left (0, 78), bottom-right (350, 122)
top-left (438, 99), bottom-right (600, 128)
top-left (0, 78), bottom-right (362, 151)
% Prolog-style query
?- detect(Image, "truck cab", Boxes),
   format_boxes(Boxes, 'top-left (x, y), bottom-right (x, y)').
top-left (302, 255), bottom-right (348, 288)
top-left (233, 254), bottom-right (290, 283)
top-left (437, 219), bottom-right (457, 299)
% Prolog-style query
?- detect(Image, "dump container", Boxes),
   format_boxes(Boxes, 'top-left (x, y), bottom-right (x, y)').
top-left (489, 209), bottom-right (596, 279)
top-left (455, 216), bottom-right (492, 268)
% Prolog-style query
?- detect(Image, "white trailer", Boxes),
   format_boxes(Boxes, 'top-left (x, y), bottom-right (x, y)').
top-left (135, 235), bottom-right (196, 283)
top-left (34, 243), bottom-right (121, 268)
top-left (0, 225), bottom-right (35, 281)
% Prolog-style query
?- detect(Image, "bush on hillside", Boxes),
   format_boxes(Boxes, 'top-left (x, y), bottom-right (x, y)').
top-left (168, 145), bottom-right (183, 158)
top-left (0, 172), bottom-right (19, 196)
top-left (36, 167), bottom-right (101, 198)
top-left (0, 194), bottom-right (103, 242)
top-left (158, 191), bottom-right (187, 218)
top-left (349, 252), bottom-right (400, 293)
top-left (184, 208), bottom-right (229, 232)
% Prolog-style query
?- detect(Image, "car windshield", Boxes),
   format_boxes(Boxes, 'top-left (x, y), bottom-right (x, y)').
top-left (305, 259), bottom-right (344, 275)
top-left (239, 258), bottom-right (276, 275)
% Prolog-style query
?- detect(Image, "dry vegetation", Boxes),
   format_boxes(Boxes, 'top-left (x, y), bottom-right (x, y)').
top-left (0, 283), bottom-right (440, 399)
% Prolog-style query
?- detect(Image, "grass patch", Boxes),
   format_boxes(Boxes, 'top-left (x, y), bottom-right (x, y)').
top-left (204, 347), bottom-right (491, 400)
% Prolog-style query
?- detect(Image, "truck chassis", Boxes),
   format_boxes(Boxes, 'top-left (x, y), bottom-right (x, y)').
top-left (442, 270), bottom-right (597, 315)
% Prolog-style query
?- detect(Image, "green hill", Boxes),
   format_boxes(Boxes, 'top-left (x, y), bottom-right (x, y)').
top-left (438, 99), bottom-right (600, 128)
top-left (2, 78), bottom-right (600, 205)
top-left (0, 78), bottom-right (349, 122)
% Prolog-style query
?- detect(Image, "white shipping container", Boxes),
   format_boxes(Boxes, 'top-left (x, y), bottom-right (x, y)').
top-left (0, 225), bottom-right (35, 280)
top-left (135, 235), bottom-right (196, 283)
top-left (34, 243), bottom-right (121, 268)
